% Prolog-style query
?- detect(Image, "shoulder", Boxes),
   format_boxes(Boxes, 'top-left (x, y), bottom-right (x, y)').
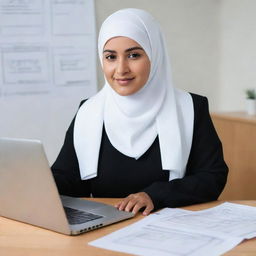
top-left (189, 93), bottom-right (208, 105)
top-left (79, 99), bottom-right (88, 108)
top-left (175, 90), bottom-right (211, 126)
top-left (188, 93), bottom-right (214, 133)
top-left (174, 89), bottom-right (207, 106)
top-left (78, 88), bottom-right (106, 109)
top-left (189, 93), bottom-right (209, 116)
top-left (174, 89), bottom-right (209, 116)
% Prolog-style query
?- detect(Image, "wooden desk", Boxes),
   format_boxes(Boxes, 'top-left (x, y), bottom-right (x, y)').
top-left (211, 112), bottom-right (256, 200)
top-left (0, 198), bottom-right (256, 256)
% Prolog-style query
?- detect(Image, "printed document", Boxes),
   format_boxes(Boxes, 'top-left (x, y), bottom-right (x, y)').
top-left (89, 202), bottom-right (256, 256)
top-left (0, 0), bottom-right (97, 96)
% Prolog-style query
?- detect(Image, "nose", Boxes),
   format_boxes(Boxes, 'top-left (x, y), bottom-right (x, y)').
top-left (116, 58), bottom-right (130, 75)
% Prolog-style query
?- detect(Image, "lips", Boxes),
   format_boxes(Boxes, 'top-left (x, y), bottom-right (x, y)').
top-left (115, 77), bottom-right (135, 85)
top-left (115, 77), bottom-right (134, 81)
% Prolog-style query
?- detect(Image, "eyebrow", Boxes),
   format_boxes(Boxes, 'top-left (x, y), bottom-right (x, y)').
top-left (103, 46), bottom-right (144, 53)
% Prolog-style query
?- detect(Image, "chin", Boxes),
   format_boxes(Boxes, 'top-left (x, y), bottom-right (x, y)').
top-left (116, 90), bottom-right (134, 96)
top-left (112, 86), bottom-right (135, 96)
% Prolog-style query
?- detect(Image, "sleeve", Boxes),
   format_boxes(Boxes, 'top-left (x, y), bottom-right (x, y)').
top-left (51, 101), bottom-right (91, 197)
top-left (142, 95), bottom-right (228, 210)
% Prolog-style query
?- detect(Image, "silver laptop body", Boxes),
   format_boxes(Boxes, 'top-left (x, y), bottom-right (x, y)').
top-left (0, 138), bottom-right (134, 235)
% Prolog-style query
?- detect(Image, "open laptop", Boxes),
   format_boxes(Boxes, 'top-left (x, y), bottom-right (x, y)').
top-left (0, 137), bottom-right (134, 235)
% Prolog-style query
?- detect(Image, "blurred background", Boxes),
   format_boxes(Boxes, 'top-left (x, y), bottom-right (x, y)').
top-left (0, 0), bottom-right (255, 169)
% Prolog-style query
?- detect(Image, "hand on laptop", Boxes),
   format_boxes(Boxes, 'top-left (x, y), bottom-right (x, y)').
top-left (115, 192), bottom-right (154, 216)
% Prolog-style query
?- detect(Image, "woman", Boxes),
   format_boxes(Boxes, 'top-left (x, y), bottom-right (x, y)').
top-left (51, 8), bottom-right (228, 216)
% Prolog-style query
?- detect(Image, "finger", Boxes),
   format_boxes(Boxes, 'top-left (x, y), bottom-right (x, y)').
top-left (118, 196), bottom-right (132, 211)
top-left (114, 201), bottom-right (122, 208)
top-left (124, 198), bottom-right (139, 212)
top-left (142, 204), bottom-right (154, 216)
top-left (131, 203), bottom-right (144, 215)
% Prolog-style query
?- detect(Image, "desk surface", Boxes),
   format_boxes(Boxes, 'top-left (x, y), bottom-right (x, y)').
top-left (1, 199), bottom-right (256, 256)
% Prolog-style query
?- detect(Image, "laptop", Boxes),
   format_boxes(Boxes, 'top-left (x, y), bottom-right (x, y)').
top-left (0, 137), bottom-right (134, 235)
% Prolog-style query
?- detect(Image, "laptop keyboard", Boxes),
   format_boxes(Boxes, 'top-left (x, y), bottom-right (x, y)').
top-left (64, 206), bottom-right (103, 225)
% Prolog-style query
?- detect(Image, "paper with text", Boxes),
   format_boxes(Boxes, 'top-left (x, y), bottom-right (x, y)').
top-left (0, 0), bottom-right (97, 97)
top-left (89, 202), bottom-right (256, 256)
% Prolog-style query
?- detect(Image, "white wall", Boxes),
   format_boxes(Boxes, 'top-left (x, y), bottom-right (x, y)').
top-left (1, 0), bottom-right (255, 163)
top-left (0, 88), bottom-right (95, 164)
top-left (219, 0), bottom-right (256, 111)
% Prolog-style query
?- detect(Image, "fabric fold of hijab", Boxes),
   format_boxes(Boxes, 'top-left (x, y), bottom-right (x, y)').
top-left (74, 8), bottom-right (194, 181)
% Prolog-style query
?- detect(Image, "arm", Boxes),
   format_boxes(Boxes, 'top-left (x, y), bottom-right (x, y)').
top-left (143, 95), bottom-right (228, 209)
top-left (51, 102), bottom-right (91, 197)
top-left (117, 95), bottom-right (228, 213)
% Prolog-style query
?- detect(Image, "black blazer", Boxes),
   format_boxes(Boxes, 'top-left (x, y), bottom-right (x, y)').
top-left (51, 93), bottom-right (228, 210)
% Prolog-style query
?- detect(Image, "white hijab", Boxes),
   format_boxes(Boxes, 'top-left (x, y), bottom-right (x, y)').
top-left (74, 8), bottom-right (194, 181)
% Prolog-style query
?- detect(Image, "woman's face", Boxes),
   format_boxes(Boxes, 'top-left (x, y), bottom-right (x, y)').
top-left (102, 36), bottom-right (151, 96)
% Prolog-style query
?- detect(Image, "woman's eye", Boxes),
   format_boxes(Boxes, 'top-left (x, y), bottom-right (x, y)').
top-left (105, 54), bottom-right (116, 60)
top-left (128, 53), bottom-right (141, 59)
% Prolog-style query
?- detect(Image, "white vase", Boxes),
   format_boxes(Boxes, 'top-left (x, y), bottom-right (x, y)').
top-left (246, 99), bottom-right (256, 115)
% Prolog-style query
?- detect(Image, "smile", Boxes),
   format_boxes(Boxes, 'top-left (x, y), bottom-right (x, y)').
top-left (115, 78), bottom-right (135, 85)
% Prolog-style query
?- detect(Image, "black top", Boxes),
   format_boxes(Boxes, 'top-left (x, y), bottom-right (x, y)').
top-left (51, 93), bottom-right (228, 210)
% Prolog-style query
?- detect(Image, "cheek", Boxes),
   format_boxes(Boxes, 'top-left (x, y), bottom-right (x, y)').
top-left (102, 62), bottom-right (114, 79)
top-left (139, 62), bottom-right (150, 83)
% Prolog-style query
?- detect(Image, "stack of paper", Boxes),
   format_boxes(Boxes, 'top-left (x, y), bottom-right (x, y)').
top-left (89, 202), bottom-right (256, 256)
